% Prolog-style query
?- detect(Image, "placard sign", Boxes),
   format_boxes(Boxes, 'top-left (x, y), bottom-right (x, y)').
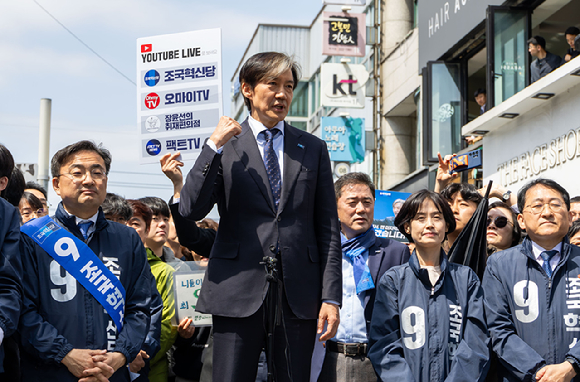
top-left (173, 270), bottom-right (212, 327)
top-left (449, 149), bottom-right (482, 174)
top-left (322, 12), bottom-right (366, 57)
top-left (373, 190), bottom-right (411, 243)
top-left (137, 29), bottom-right (223, 164)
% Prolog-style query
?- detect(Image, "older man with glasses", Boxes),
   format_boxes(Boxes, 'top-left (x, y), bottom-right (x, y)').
top-left (18, 140), bottom-right (152, 382)
top-left (483, 179), bottom-right (580, 382)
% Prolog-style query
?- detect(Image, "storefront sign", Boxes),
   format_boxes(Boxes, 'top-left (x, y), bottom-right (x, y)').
top-left (137, 29), bottom-right (223, 164)
top-left (322, 12), bottom-right (366, 57)
top-left (321, 117), bottom-right (365, 163)
top-left (496, 128), bottom-right (580, 188)
top-left (483, 83), bottom-right (580, 195)
top-left (321, 63), bottom-right (369, 108)
top-left (418, 0), bottom-right (503, 70)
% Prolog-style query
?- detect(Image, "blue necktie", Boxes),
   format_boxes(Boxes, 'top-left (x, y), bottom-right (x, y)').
top-left (261, 128), bottom-right (281, 209)
top-left (540, 250), bottom-right (558, 278)
top-left (78, 221), bottom-right (93, 241)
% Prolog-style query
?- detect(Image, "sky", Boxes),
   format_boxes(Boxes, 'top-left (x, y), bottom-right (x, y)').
top-left (0, 0), bottom-right (324, 216)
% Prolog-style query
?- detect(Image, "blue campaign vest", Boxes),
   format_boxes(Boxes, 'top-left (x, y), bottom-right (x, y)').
top-left (21, 215), bottom-right (126, 332)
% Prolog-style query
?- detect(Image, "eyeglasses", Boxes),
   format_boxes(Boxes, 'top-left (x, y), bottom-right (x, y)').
top-left (20, 208), bottom-right (45, 219)
top-left (58, 168), bottom-right (107, 182)
top-left (524, 201), bottom-right (564, 215)
top-left (487, 216), bottom-right (512, 229)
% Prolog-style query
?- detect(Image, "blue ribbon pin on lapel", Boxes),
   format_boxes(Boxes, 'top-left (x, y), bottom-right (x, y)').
top-left (297, 143), bottom-right (304, 149)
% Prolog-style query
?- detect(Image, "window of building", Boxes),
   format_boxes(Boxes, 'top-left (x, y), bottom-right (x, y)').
top-left (289, 81), bottom-right (308, 118)
top-left (487, 7), bottom-right (530, 107)
top-left (288, 120), bottom-right (307, 131)
top-left (422, 62), bottom-right (462, 163)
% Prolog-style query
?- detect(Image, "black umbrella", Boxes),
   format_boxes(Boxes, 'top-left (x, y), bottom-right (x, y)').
top-left (448, 180), bottom-right (492, 280)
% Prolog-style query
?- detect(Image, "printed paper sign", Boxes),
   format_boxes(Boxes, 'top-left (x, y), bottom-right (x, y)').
top-left (173, 270), bottom-right (212, 327)
top-left (137, 29), bottom-right (223, 164)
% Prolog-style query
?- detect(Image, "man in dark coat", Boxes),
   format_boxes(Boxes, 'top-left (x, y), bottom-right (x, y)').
top-left (179, 52), bottom-right (342, 382)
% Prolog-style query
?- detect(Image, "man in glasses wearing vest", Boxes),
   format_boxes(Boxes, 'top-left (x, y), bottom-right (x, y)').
top-left (484, 179), bottom-right (580, 382)
top-left (18, 140), bottom-right (152, 382)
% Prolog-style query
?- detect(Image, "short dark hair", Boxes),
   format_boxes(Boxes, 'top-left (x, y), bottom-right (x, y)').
top-left (20, 191), bottom-right (44, 211)
top-left (517, 178), bottom-right (570, 213)
top-left (239, 52), bottom-right (301, 112)
top-left (565, 26), bottom-right (580, 36)
top-left (489, 201), bottom-right (522, 247)
top-left (394, 189), bottom-right (456, 243)
top-left (102, 193), bottom-right (132, 221)
top-left (569, 220), bottom-right (580, 240)
top-left (2, 168), bottom-right (25, 207)
top-left (474, 88), bottom-right (486, 98)
top-left (25, 181), bottom-right (47, 199)
top-left (139, 196), bottom-right (170, 218)
top-left (51, 140), bottom-right (112, 178)
top-left (440, 183), bottom-right (483, 205)
top-left (528, 36), bottom-right (546, 50)
top-left (127, 199), bottom-right (153, 231)
top-left (0, 144), bottom-right (15, 180)
top-left (334, 172), bottom-right (375, 200)
top-left (571, 196), bottom-right (580, 204)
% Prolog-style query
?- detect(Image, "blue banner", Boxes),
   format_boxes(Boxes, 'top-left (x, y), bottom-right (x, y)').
top-left (21, 216), bottom-right (126, 331)
top-left (373, 190), bottom-right (411, 243)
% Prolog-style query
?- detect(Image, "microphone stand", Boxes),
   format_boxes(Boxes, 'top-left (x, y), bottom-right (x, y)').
top-left (261, 255), bottom-right (279, 382)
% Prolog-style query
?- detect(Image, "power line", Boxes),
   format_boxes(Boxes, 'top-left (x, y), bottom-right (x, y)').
top-left (32, 0), bottom-right (136, 86)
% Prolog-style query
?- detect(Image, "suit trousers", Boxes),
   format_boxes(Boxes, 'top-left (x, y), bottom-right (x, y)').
top-left (212, 285), bottom-right (317, 382)
top-left (318, 351), bottom-right (377, 382)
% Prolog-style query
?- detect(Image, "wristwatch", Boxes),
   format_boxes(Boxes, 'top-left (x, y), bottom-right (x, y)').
top-left (501, 190), bottom-right (512, 203)
top-left (566, 357), bottom-right (580, 375)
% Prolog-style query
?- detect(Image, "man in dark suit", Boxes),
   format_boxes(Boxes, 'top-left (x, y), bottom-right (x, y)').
top-left (179, 52), bottom-right (342, 382)
top-left (315, 172), bottom-right (410, 382)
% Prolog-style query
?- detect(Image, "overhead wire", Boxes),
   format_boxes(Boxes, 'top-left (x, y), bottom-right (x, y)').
top-left (32, 0), bottom-right (136, 86)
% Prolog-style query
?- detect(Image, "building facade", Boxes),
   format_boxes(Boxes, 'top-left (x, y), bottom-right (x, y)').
top-left (392, 0), bottom-right (580, 195)
top-left (230, 3), bottom-right (377, 179)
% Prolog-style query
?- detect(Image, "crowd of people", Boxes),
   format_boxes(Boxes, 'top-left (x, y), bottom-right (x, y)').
top-left (2, 50), bottom-right (580, 382)
top-left (470, 26), bottom-right (580, 126)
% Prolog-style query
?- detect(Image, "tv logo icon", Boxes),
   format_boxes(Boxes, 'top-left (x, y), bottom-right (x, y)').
top-left (146, 139), bottom-right (162, 156)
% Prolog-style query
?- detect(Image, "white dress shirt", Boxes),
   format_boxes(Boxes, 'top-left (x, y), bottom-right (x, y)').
top-left (531, 240), bottom-right (562, 273)
top-left (206, 116), bottom-right (285, 181)
top-left (62, 209), bottom-right (99, 242)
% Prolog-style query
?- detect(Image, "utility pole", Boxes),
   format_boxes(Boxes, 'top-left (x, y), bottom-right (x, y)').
top-left (372, 0), bottom-right (381, 186)
top-left (38, 98), bottom-right (52, 191)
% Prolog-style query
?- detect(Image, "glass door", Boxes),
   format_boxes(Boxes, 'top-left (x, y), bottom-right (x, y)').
top-left (422, 61), bottom-right (462, 163)
top-left (487, 6), bottom-right (530, 107)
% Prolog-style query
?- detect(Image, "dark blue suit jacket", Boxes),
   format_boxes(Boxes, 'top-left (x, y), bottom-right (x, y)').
top-left (0, 198), bottom-right (22, 373)
top-left (364, 236), bottom-right (410, 331)
top-left (179, 119), bottom-right (342, 320)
